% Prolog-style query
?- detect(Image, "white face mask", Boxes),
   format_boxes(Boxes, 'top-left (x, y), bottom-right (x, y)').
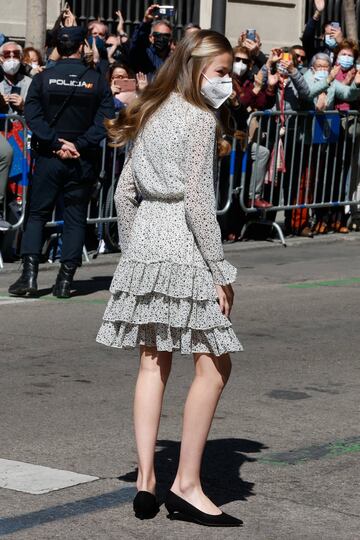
top-left (201, 73), bottom-right (233, 109)
top-left (233, 61), bottom-right (247, 77)
top-left (2, 58), bottom-right (21, 76)
top-left (31, 62), bottom-right (39, 69)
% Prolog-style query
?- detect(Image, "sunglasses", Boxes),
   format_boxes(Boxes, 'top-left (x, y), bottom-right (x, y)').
top-left (152, 32), bottom-right (172, 39)
top-left (296, 54), bottom-right (306, 60)
top-left (2, 50), bottom-right (21, 59)
top-left (234, 57), bottom-right (250, 64)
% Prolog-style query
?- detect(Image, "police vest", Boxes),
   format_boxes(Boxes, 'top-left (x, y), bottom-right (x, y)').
top-left (40, 60), bottom-right (102, 141)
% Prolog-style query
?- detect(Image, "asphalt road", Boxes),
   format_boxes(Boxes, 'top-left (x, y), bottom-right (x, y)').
top-left (0, 234), bottom-right (359, 540)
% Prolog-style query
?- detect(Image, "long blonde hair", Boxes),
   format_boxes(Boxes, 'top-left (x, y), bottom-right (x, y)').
top-left (106, 30), bottom-right (233, 147)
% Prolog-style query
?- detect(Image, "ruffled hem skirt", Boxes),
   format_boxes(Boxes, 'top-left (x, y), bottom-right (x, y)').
top-left (96, 258), bottom-right (243, 356)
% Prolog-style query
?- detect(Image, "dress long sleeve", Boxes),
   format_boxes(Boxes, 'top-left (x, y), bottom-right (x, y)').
top-left (114, 153), bottom-right (139, 252)
top-left (97, 92), bottom-right (242, 356)
top-left (183, 108), bottom-right (237, 285)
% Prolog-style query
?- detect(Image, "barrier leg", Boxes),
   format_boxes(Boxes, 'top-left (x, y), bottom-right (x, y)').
top-left (82, 244), bottom-right (90, 264)
top-left (239, 216), bottom-right (287, 247)
top-left (271, 221), bottom-right (287, 247)
top-left (0, 249), bottom-right (3, 269)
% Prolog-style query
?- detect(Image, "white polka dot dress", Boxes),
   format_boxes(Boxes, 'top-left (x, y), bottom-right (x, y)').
top-left (96, 92), bottom-right (242, 356)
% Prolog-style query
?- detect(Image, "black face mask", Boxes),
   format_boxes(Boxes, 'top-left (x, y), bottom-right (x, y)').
top-left (153, 35), bottom-right (171, 53)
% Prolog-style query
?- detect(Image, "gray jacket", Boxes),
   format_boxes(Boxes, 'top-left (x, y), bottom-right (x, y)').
top-left (303, 69), bottom-right (360, 110)
top-left (0, 72), bottom-right (32, 114)
top-left (272, 69), bottom-right (311, 112)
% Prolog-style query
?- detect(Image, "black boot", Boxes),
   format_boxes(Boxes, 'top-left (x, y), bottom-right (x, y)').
top-left (52, 263), bottom-right (77, 299)
top-left (8, 255), bottom-right (39, 297)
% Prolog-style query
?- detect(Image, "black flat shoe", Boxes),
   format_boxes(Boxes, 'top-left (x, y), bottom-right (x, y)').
top-left (133, 491), bottom-right (160, 520)
top-left (165, 491), bottom-right (243, 527)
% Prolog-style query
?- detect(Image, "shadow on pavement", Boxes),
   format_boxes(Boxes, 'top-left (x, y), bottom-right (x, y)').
top-left (0, 487), bottom-right (136, 536)
top-left (119, 438), bottom-right (267, 504)
top-left (34, 276), bottom-right (112, 298)
top-left (71, 276), bottom-right (112, 296)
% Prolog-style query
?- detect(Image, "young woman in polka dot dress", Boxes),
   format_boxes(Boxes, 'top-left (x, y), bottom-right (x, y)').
top-left (97, 29), bottom-right (243, 527)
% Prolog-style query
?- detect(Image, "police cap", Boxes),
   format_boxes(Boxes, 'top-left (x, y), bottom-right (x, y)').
top-left (56, 26), bottom-right (87, 47)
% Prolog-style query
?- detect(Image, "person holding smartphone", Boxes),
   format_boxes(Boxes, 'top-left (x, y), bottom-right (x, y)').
top-left (0, 42), bottom-right (32, 114)
top-left (237, 29), bottom-right (267, 74)
top-left (107, 63), bottom-right (148, 110)
top-left (97, 30), bottom-right (243, 527)
top-left (302, 0), bottom-right (343, 62)
top-left (128, 3), bottom-right (173, 76)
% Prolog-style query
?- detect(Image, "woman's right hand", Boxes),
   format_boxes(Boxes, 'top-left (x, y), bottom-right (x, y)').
top-left (215, 284), bottom-right (234, 318)
top-left (111, 82), bottom-right (120, 95)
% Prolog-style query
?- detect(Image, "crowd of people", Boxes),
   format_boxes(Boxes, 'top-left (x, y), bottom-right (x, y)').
top-left (0, 0), bottom-right (360, 249)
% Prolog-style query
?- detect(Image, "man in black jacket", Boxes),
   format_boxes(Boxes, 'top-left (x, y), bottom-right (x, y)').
top-left (9, 27), bottom-right (115, 299)
top-left (128, 4), bottom-right (173, 76)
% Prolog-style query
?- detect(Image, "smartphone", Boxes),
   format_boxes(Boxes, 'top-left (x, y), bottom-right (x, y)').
top-left (282, 52), bottom-right (291, 61)
top-left (113, 78), bottom-right (136, 92)
top-left (10, 86), bottom-right (21, 95)
top-left (153, 5), bottom-right (176, 17)
top-left (331, 21), bottom-right (340, 29)
top-left (246, 29), bottom-right (256, 42)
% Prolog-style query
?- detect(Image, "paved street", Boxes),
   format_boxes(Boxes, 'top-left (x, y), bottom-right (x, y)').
top-left (0, 234), bottom-right (359, 539)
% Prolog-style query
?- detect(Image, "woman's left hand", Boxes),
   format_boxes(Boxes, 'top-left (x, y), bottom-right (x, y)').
top-left (354, 68), bottom-right (360, 86)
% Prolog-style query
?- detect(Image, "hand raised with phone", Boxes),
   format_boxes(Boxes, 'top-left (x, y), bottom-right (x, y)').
top-left (144, 4), bottom-right (161, 22)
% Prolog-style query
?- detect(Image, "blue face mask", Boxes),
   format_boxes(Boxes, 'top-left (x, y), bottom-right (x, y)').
top-left (325, 35), bottom-right (337, 49)
top-left (314, 69), bottom-right (329, 80)
top-left (338, 54), bottom-right (354, 70)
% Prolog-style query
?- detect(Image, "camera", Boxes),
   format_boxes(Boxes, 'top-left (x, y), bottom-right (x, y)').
top-left (153, 5), bottom-right (176, 17)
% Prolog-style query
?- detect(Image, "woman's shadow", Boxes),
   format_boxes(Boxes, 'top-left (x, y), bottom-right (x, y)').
top-left (119, 437), bottom-right (267, 505)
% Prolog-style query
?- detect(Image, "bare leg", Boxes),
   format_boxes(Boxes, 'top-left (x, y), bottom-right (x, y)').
top-left (171, 352), bottom-right (232, 514)
top-left (134, 345), bottom-right (172, 494)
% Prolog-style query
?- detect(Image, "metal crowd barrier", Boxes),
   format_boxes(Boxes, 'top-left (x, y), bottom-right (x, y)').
top-left (0, 114), bottom-right (28, 268)
top-left (0, 114), bottom-right (28, 230)
top-left (216, 110), bottom-right (360, 246)
top-left (2, 109), bottom-right (360, 268)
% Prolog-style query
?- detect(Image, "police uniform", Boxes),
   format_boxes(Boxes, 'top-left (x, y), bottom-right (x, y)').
top-left (9, 27), bottom-right (115, 298)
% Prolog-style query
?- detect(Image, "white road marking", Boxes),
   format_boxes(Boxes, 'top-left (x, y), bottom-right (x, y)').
top-left (0, 297), bottom-right (39, 305)
top-left (0, 459), bottom-right (99, 494)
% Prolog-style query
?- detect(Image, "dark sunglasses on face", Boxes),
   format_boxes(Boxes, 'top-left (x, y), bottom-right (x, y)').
top-left (296, 54), bottom-right (306, 60)
top-left (234, 57), bottom-right (250, 64)
top-left (152, 32), bottom-right (172, 39)
top-left (2, 50), bottom-right (21, 59)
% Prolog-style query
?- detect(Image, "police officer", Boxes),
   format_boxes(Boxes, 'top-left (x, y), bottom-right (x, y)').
top-left (9, 27), bottom-right (115, 299)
